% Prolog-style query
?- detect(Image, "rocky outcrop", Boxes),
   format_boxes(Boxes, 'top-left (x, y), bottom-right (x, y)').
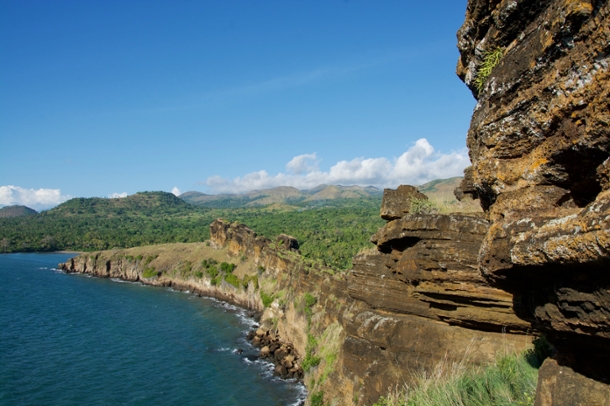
top-left (379, 185), bottom-right (428, 220)
top-left (339, 194), bottom-right (532, 404)
top-left (457, 0), bottom-right (610, 402)
top-left (248, 327), bottom-right (303, 380)
top-left (59, 213), bottom-right (536, 405)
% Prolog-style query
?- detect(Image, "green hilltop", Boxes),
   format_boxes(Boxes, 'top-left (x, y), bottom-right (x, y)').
top-left (0, 178), bottom-right (475, 269)
top-left (0, 205), bottom-right (37, 218)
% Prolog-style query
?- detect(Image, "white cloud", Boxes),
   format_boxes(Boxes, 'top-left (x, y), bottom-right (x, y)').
top-left (171, 187), bottom-right (181, 196)
top-left (286, 153), bottom-right (320, 174)
top-left (108, 192), bottom-right (128, 199)
top-left (0, 185), bottom-right (72, 210)
top-left (204, 138), bottom-right (470, 194)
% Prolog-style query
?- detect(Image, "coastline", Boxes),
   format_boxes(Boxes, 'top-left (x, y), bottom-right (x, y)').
top-left (57, 241), bottom-right (309, 384)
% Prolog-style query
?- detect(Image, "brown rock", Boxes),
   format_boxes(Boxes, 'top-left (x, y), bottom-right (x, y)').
top-left (276, 234), bottom-right (299, 251)
top-left (259, 346), bottom-right (270, 358)
top-left (274, 346), bottom-right (288, 361)
top-left (269, 342), bottom-right (280, 353)
top-left (457, 0), bottom-right (610, 402)
top-left (534, 358), bottom-right (610, 406)
top-left (274, 365), bottom-right (288, 377)
top-left (379, 185), bottom-right (429, 220)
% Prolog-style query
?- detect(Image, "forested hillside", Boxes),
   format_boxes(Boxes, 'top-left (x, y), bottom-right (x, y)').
top-left (0, 192), bottom-right (384, 269)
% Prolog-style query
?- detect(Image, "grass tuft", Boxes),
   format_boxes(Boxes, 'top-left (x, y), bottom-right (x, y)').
top-left (474, 47), bottom-right (504, 92)
top-left (373, 347), bottom-right (542, 406)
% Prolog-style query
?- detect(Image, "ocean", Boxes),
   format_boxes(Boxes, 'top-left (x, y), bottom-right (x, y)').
top-left (0, 253), bottom-right (305, 405)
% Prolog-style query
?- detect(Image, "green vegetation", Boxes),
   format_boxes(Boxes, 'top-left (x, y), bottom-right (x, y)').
top-left (474, 47), bottom-right (504, 92)
top-left (0, 191), bottom-right (384, 270)
top-left (220, 262), bottom-right (236, 273)
top-left (409, 198), bottom-right (439, 214)
top-left (242, 274), bottom-right (258, 289)
top-left (0, 192), bottom-right (212, 252)
top-left (373, 341), bottom-right (551, 406)
top-left (260, 291), bottom-right (274, 307)
top-left (303, 292), bottom-right (318, 318)
top-left (310, 391), bottom-right (324, 406)
top-left (223, 273), bottom-right (241, 288)
top-left (142, 267), bottom-right (158, 278)
top-left (302, 334), bottom-right (322, 372)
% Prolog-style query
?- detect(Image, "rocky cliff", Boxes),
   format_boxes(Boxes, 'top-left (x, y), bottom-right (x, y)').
top-left (337, 193), bottom-right (532, 405)
top-left (60, 213), bottom-right (534, 405)
top-left (456, 0), bottom-right (610, 403)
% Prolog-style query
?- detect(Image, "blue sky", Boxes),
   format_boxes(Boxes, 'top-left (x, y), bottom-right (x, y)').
top-left (0, 0), bottom-right (474, 210)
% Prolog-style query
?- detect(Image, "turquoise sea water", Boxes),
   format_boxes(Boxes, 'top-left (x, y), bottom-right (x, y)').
top-left (0, 253), bottom-right (305, 405)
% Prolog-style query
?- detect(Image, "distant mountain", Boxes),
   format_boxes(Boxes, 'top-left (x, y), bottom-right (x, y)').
top-left (304, 185), bottom-right (382, 201)
top-left (417, 177), bottom-right (463, 203)
top-left (180, 185), bottom-right (382, 208)
top-left (0, 192), bottom-right (209, 253)
top-left (0, 205), bottom-right (38, 218)
top-left (50, 191), bottom-right (193, 217)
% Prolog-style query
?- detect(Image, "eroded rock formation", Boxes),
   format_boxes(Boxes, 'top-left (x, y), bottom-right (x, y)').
top-left (340, 203), bottom-right (532, 404)
top-left (457, 0), bottom-right (610, 402)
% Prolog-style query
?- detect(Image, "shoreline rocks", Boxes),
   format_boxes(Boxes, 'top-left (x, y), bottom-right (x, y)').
top-left (247, 327), bottom-right (304, 380)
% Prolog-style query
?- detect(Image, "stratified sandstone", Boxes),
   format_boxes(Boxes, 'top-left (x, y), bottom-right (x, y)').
top-left (341, 197), bottom-right (532, 404)
top-left (457, 0), bottom-right (610, 401)
top-left (59, 213), bottom-right (535, 405)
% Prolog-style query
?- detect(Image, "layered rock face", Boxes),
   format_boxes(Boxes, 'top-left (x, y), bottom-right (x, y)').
top-left (342, 205), bottom-right (532, 404)
top-left (456, 0), bottom-right (610, 401)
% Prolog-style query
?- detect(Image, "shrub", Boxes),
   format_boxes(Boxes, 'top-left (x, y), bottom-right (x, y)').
top-left (142, 267), bottom-right (158, 278)
top-left (302, 353), bottom-right (321, 372)
top-left (310, 391), bottom-right (324, 406)
top-left (304, 292), bottom-right (317, 308)
top-left (410, 198), bottom-right (439, 214)
top-left (302, 333), bottom-right (321, 372)
top-left (260, 291), bottom-right (274, 307)
top-left (205, 266), bottom-right (219, 278)
top-left (194, 271), bottom-right (203, 278)
top-left (242, 275), bottom-right (258, 289)
top-left (220, 262), bottom-right (236, 273)
top-left (224, 273), bottom-right (241, 288)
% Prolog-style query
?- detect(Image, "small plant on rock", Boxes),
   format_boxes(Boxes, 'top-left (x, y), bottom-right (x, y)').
top-left (474, 47), bottom-right (504, 92)
top-left (409, 198), bottom-right (439, 214)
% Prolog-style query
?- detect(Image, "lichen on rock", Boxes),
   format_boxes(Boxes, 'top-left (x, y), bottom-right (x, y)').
top-left (456, 0), bottom-right (610, 402)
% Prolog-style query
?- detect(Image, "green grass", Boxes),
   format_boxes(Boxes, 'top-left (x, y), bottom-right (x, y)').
top-left (223, 273), bottom-right (241, 288)
top-left (410, 198), bottom-right (439, 214)
top-left (310, 391), bottom-right (324, 406)
top-left (260, 291), bottom-right (274, 307)
top-left (302, 333), bottom-right (321, 372)
top-left (373, 349), bottom-right (542, 406)
top-left (142, 267), bottom-right (158, 278)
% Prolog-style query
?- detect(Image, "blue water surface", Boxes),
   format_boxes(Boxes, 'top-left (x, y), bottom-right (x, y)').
top-left (0, 253), bottom-right (305, 405)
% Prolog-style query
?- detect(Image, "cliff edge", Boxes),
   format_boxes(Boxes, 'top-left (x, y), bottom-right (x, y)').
top-left (456, 0), bottom-right (610, 403)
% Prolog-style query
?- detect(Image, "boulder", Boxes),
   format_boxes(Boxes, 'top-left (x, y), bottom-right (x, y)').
top-left (535, 358), bottom-right (610, 406)
top-left (276, 234), bottom-right (299, 251)
top-left (379, 185), bottom-right (429, 220)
